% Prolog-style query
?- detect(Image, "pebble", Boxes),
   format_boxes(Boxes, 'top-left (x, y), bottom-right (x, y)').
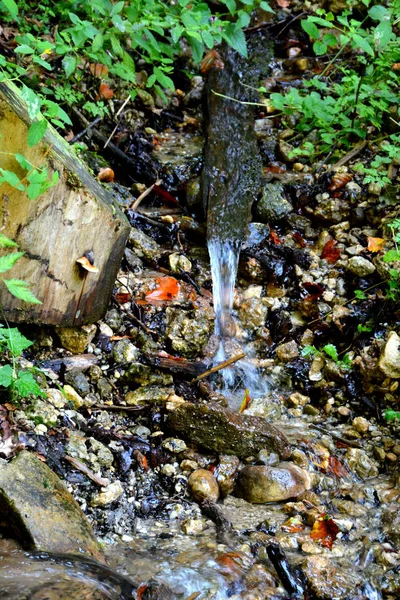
top-left (162, 438), bottom-right (187, 453)
top-left (275, 340), bottom-right (299, 362)
top-left (378, 331), bottom-right (400, 379)
top-left (352, 416), bottom-right (369, 433)
top-left (346, 256), bottom-right (376, 277)
top-left (90, 481), bottom-right (124, 507)
top-left (188, 469), bottom-right (219, 502)
top-left (181, 519), bottom-right (204, 535)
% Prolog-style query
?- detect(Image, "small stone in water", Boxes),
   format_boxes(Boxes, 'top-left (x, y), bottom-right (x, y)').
top-left (188, 468), bottom-right (219, 502)
top-left (346, 256), bottom-right (376, 277)
top-left (275, 340), bottom-right (299, 362)
top-left (90, 481), bottom-right (124, 507)
top-left (181, 519), bottom-right (204, 535)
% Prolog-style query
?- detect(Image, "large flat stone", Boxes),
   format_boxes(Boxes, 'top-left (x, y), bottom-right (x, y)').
top-left (0, 451), bottom-right (103, 561)
top-left (166, 402), bottom-right (291, 459)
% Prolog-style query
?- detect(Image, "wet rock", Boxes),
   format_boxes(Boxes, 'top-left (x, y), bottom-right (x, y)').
top-left (56, 325), bottom-right (97, 354)
top-left (168, 252), bottom-right (192, 273)
top-left (181, 518), bottom-right (204, 535)
top-left (188, 468), bottom-right (219, 502)
top-left (312, 194), bottom-right (350, 223)
top-left (275, 340), bottom-right (299, 362)
top-left (352, 416), bottom-right (370, 433)
top-left (90, 481), bottom-right (124, 507)
top-left (238, 297), bottom-right (268, 330)
top-left (255, 183), bottom-right (293, 223)
top-left (123, 362), bottom-right (173, 386)
top-left (378, 331), bottom-right (400, 378)
top-left (382, 505), bottom-right (400, 544)
top-left (186, 177), bottom-right (202, 209)
top-left (303, 556), bottom-right (363, 599)
top-left (105, 308), bottom-right (122, 330)
top-left (344, 448), bottom-right (379, 479)
top-left (166, 402), bottom-right (291, 459)
top-left (124, 247), bottom-right (143, 272)
top-left (113, 338), bottom-right (139, 364)
top-left (346, 256), bottom-right (376, 277)
top-left (162, 438), bottom-right (187, 453)
top-left (128, 227), bottom-right (161, 262)
top-left (216, 454), bottom-right (240, 496)
top-left (165, 307), bottom-right (214, 358)
top-left (96, 377), bottom-right (113, 399)
top-left (88, 438), bottom-right (114, 468)
top-left (125, 385), bottom-right (174, 405)
top-left (0, 451), bottom-right (103, 560)
top-left (64, 370), bottom-right (90, 396)
top-left (152, 131), bottom-right (204, 188)
top-left (278, 140), bottom-right (295, 162)
top-left (236, 463), bottom-right (311, 503)
top-left (66, 432), bottom-right (91, 463)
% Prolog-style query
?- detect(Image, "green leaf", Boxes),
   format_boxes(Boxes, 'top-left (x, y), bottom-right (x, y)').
top-left (322, 33), bottom-right (337, 47)
top-left (14, 44), bottom-right (34, 54)
top-left (323, 344), bottom-right (339, 362)
top-left (222, 0), bottom-right (236, 13)
top-left (27, 120), bottom-right (48, 147)
top-left (313, 41), bottom-right (328, 55)
top-left (0, 169), bottom-right (24, 190)
top-left (1, 327), bottom-right (33, 356)
top-left (260, 1), bottom-right (275, 13)
top-left (2, 0), bottom-right (18, 18)
top-left (15, 370), bottom-right (45, 398)
top-left (222, 23), bottom-right (247, 57)
top-left (188, 37), bottom-right (204, 63)
top-left (0, 251), bottom-right (24, 273)
top-left (4, 279), bottom-right (42, 304)
top-left (301, 20), bottom-right (320, 40)
top-left (383, 249), bottom-right (400, 262)
top-left (0, 365), bottom-right (13, 388)
top-left (384, 409), bottom-right (400, 422)
top-left (374, 20), bottom-right (392, 50)
top-left (62, 55), bottom-right (77, 77)
top-left (369, 6), bottom-right (388, 20)
top-left (202, 30), bottom-right (215, 49)
top-left (352, 34), bottom-right (374, 57)
top-left (0, 234), bottom-right (18, 248)
top-left (20, 85), bottom-right (41, 120)
top-left (301, 345), bottom-right (319, 358)
top-left (354, 289), bottom-right (366, 300)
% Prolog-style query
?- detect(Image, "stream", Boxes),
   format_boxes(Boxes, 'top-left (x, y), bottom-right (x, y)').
top-left (0, 27), bottom-right (399, 600)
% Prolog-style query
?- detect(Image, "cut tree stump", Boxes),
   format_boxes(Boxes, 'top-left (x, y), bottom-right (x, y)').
top-left (0, 81), bottom-right (130, 325)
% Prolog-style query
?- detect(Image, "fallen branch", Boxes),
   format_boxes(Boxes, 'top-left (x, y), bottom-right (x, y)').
top-left (129, 178), bottom-right (163, 211)
top-left (64, 455), bottom-right (109, 486)
top-left (329, 141), bottom-right (367, 170)
top-left (191, 351), bottom-right (246, 383)
top-left (92, 404), bottom-right (146, 413)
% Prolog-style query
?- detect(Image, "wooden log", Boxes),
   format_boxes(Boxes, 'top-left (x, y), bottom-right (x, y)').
top-left (0, 81), bottom-right (130, 325)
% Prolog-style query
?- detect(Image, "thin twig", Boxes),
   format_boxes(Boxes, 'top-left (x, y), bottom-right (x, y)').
top-left (328, 140), bottom-right (367, 170)
top-left (69, 116), bottom-right (103, 144)
top-left (191, 351), bottom-right (246, 384)
top-left (310, 424), bottom-right (362, 448)
top-left (64, 455), bottom-right (109, 486)
top-left (103, 96), bottom-right (131, 149)
top-left (129, 178), bottom-right (163, 211)
top-left (92, 404), bottom-right (145, 413)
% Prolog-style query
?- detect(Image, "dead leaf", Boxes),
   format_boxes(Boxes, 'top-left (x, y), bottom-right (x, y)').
top-left (281, 515), bottom-right (305, 533)
top-left (114, 292), bottom-right (131, 304)
top-left (145, 276), bottom-right (180, 303)
top-left (293, 232), bottom-right (306, 248)
top-left (303, 281), bottom-right (324, 301)
top-left (321, 239), bottom-right (340, 263)
top-left (329, 172), bottom-right (352, 191)
top-left (99, 82), bottom-right (114, 99)
top-left (110, 335), bottom-right (131, 341)
top-left (200, 49), bottom-right (224, 74)
top-left (137, 585), bottom-right (148, 600)
top-left (270, 230), bottom-right (282, 244)
top-left (76, 256), bottom-right (99, 273)
top-left (277, 0), bottom-right (290, 6)
top-left (367, 236), bottom-right (385, 253)
top-left (326, 455), bottom-right (349, 478)
top-left (89, 63), bottom-right (109, 77)
top-left (97, 167), bottom-right (115, 182)
top-left (239, 388), bottom-right (252, 413)
top-left (310, 514), bottom-right (339, 549)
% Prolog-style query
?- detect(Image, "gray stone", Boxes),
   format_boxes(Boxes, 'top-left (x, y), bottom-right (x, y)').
top-left (344, 448), bottom-right (379, 479)
top-left (64, 370), bottom-right (90, 396)
top-left (104, 308), bottom-right (122, 330)
top-left (0, 451), bottom-right (103, 560)
top-left (113, 338), bottom-right (139, 364)
top-left (215, 454), bottom-right (240, 496)
top-left (165, 306), bottom-right (214, 358)
top-left (346, 256), bottom-right (376, 277)
top-left (379, 331), bottom-right (400, 378)
top-left (90, 481), bottom-right (123, 507)
top-left (124, 247), bottom-right (143, 272)
top-left (88, 438), bottom-right (114, 468)
top-left (128, 227), bottom-right (161, 262)
top-left (162, 438), bottom-right (187, 453)
top-left (123, 362), bottom-right (173, 386)
top-left (236, 463), bottom-right (311, 503)
top-left (166, 402), bottom-right (291, 459)
top-left (275, 340), bottom-right (299, 362)
top-left (255, 183), bottom-right (293, 223)
top-left (303, 556), bottom-right (363, 599)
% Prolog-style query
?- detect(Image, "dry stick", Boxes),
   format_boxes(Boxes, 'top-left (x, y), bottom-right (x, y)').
top-left (328, 140), bottom-right (367, 170)
top-left (129, 178), bottom-right (163, 211)
top-left (64, 455), bottom-right (109, 486)
top-left (191, 351), bottom-right (246, 384)
top-left (92, 404), bottom-right (145, 413)
top-left (103, 96), bottom-right (131, 149)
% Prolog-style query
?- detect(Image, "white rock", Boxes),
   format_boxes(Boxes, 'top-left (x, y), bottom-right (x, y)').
top-left (379, 331), bottom-right (400, 378)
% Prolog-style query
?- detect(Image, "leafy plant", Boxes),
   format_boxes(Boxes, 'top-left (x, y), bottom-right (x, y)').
top-left (0, 325), bottom-right (44, 400)
top-left (384, 409), bottom-right (400, 421)
top-left (0, 233), bottom-right (41, 303)
top-left (301, 343), bottom-right (352, 368)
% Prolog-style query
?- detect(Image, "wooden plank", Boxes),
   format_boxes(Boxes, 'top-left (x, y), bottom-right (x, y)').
top-left (0, 82), bottom-right (130, 325)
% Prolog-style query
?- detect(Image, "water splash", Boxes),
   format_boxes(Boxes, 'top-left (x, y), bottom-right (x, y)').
top-left (208, 237), bottom-right (270, 407)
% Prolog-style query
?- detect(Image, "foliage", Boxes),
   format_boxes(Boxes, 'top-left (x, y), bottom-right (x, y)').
top-left (0, 233), bottom-right (41, 304)
top-left (301, 344), bottom-right (352, 369)
top-left (0, 0), bottom-right (273, 106)
top-left (269, 1), bottom-right (400, 161)
top-left (384, 409), bottom-right (400, 421)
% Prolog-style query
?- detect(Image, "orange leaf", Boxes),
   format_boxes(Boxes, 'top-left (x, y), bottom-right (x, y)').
top-left (137, 585), bottom-right (148, 600)
top-left (99, 82), bottom-right (114, 99)
top-left (329, 173), bottom-right (351, 191)
top-left (239, 388), bottom-right (252, 413)
top-left (89, 63), bottom-right (109, 77)
top-left (367, 236), bottom-right (385, 253)
top-left (326, 455), bottom-right (349, 478)
top-left (321, 239), bottom-right (340, 263)
top-left (98, 167), bottom-right (115, 182)
top-left (270, 231), bottom-right (282, 244)
top-left (114, 292), bottom-right (131, 304)
top-left (145, 276), bottom-right (180, 303)
top-left (277, 0), bottom-right (290, 7)
top-left (310, 514), bottom-right (339, 549)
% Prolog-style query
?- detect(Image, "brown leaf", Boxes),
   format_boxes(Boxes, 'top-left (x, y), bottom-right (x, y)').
top-left (97, 167), bottom-right (115, 182)
top-left (239, 388), bottom-right (252, 413)
top-left (89, 63), bottom-right (109, 77)
top-left (293, 232), bottom-right (306, 248)
top-left (367, 236), bottom-right (385, 253)
top-left (329, 173), bottom-right (351, 191)
top-left (310, 514), bottom-right (339, 549)
top-left (321, 239), bottom-right (340, 263)
top-left (99, 82), bottom-right (114, 99)
top-left (114, 292), bottom-right (131, 304)
top-left (303, 281), bottom-right (324, 301)
top-left (145, 276), bottom-right (180, 303)
top-left (200, 49), bottom-right (224, 74)
top-left (326, 455), bottom-right (349, 478)
top-left (277, 0), bottom-right (290, 7)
